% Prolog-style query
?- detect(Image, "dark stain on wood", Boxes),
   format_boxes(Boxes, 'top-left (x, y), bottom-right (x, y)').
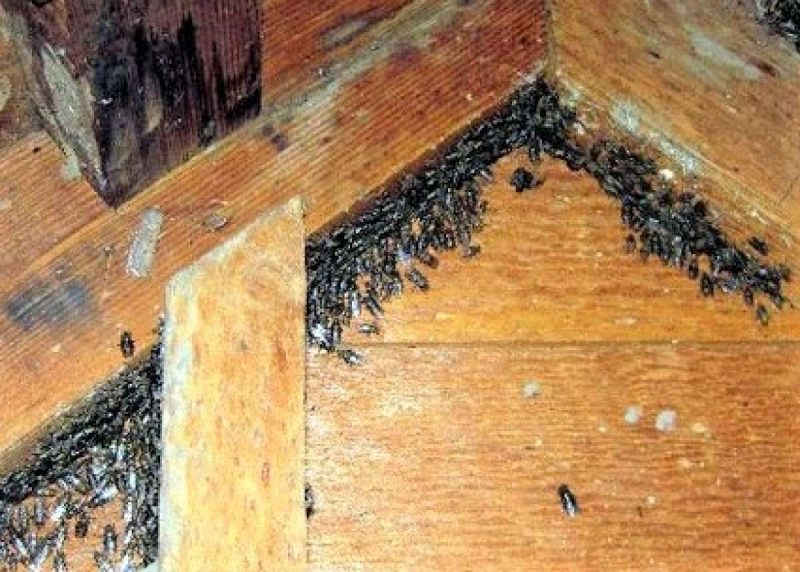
top-left (6, 278), bottom-right (92, 331)
top-left (5, 0), bottom-right (262, 206)
top-left (388, 43), bottom-right (424, 75)
top-left (748, 57), bottom-right (778, 78)
top-left (262, 124), bottom-right (291, 152)
top-left (321, 5), bottom-right (405, 50)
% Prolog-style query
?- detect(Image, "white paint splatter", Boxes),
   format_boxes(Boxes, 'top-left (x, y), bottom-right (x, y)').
top-left (611, 100), bottom-right (641, 134)
top-left (655, 409), bottom-right (678, 432)
top-left (687, 28), bottom-right (761, 81)
top-left (0, 73), bottom-right (11, 113)
top-left (522, 381), bottom-right (542, 399)
top-left (624, 405), bottom-right (643, 425)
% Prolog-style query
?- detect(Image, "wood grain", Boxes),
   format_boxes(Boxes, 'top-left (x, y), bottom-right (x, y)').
top-left (3, 0), bottom-right (262, 205)
top-left (0, 0), bottom-right (549, 467)
top-left (160, 198), bottom-right (306, 571)
top-left (307, 343), bottom-right (800, 571)
top-left (0, 0), bottom-right (420, 153)
top-left (553, 0), bottom-right (800, 254)
top-left (341, 154), bottom-right (800, 347)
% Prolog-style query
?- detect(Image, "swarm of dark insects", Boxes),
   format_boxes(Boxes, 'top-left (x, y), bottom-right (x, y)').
top-left (307, 78), bottom-right (789, 350)
top-left (754, 0), bottom-right (800, 51)
top-left (0, 337), bottom-right (163, 570)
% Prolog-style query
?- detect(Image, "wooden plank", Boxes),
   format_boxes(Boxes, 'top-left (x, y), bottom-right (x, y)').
top-left (263, 0), bottom-right (416, 105)
top-left (160, 198), bottom-right (306, 571)
top-left (0, 0), bottom-right (422, 151)
top-left (340, 154), bottom-right (800, 347)
top-left (0, 0), bottom-right (549, 467)
top-left (0, 0), bottom-right (418, 151)
top-left (306, 343), bottom-right (800, 570)
top-left (552, 0), bottom-right (800, 253)
top-left (3, 0), bottom-right (262, 205)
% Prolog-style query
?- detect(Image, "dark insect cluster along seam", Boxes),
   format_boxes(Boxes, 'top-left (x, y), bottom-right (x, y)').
top-left (0, 340), bottom-right (163, 571)
top-left (306, 78), bottom-right (790, 361)
top-left (755, 0), bottom-right (800, 52)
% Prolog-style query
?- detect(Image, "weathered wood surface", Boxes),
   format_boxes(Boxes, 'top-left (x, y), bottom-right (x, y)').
top-left (0, 7), bottom-right (37, 148)
top-left (0, 0), bottom-right (549, 470)
top-left (307, 343), bottom-right (800, 570)
top-left (553, 0), bottom-right (800, 261)
top-left (340, 155), bottom-right (800, 347)
top-left (3, 0), bottom-right (262, 205)
top-left (160, 198), bottom-right (306, 571)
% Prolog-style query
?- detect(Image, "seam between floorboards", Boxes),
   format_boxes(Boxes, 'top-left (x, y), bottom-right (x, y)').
top-left (340, 339), bottom-right (800, 350)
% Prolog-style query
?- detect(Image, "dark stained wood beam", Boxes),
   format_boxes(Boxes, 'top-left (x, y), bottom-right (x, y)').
top-left (3, 0), bottom-right (262, 205)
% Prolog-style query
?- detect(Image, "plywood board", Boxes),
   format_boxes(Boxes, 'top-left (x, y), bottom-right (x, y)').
top-left (160, 198), bottom-right (306, 571)
top-left (307, 343), bottom-right (800, 570)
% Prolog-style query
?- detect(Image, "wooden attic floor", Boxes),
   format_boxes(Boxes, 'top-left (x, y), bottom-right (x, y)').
top-left (36, 154), bottom-right (800, 571)
top-left (304, 154), bottom-right (800, 570)
top-left (0, 0), bottom-right (799, 569)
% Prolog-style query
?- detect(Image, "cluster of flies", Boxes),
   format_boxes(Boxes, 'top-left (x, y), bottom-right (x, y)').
top-left (306, 78), bottom-right (790, 364)
top-left (0, 334), bottom-right (162, 571)
top-left (754, 0), bottom-right (800, 50)
top-left (0, 78), bottom-right (792, 570)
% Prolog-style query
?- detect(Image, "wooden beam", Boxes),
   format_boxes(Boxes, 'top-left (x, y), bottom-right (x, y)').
top-left (552, 0), bottom-right (800, 256)
top-left (160, 198), bottom-right (306, 570)
top-left (0, 0), bottom-right (549, 470)
top-left (2, 0), bottom-right (262, 205)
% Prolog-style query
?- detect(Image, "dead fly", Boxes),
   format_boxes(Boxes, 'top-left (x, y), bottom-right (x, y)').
top-left (304, 484), bottom-right (316, 518)
top-left (357, 323), bottom-right (380, 336)
top-left (756, 303), bottom-right (770, 326)
top-left (405, 268), bottom-right (429, 291)
top-left (103, 524), bottom-right (117, 557)
top-left (461, 244), bottom-right (481, 258)
top-left (624, 234), bottom-right (636, 254)
top-left (687, 257), bottom-right (699, 280)
top-left (363, 291), bottom-right (384, 318)
top-left (700, 272), bottom-right (714, 297)
top-left (119, 331), bottom-right (135, 359)
top-left (89, 482), bottom-right (119, 508)
top-left (94, 550), bottom-right (113, 572)
top-left (770, 293), bottom-right (786, 310)
top-left (29, 536), bottom-right (49, 570)
top-left (743, 286), bottom-right (755, 306)
top-left (74, 513), bottom-right (90, 538)
top-left (33, 494), bottom-right (45, 527)
top-left (748, 236), bottom-right (769, 256)
top-left (417, 250), bottom-right (439, 269)
top-left (337, 348), bottom-right (364, 367)
top-left (53, 551), bottom-right (68, 572)
top-left (509, 167), bottom-right (538, 193)
top-left (557, 484), bottom-right (580, 518)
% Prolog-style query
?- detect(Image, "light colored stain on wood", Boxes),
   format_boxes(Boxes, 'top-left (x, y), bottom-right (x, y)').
top-left (160, 198), bottom-right (306, 571)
